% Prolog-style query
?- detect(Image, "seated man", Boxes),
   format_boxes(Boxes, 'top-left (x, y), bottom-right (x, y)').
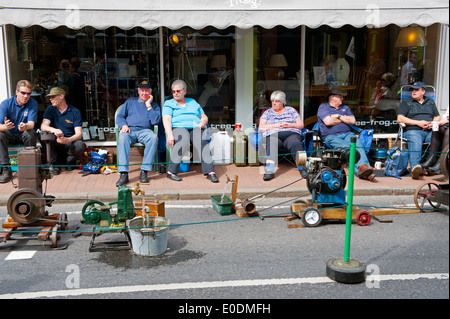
top-left (40, 87), bottom-right (84, 175)
top-left (317, 88), bottom-right (376, 181)
top-left (397, 81), bottom-right (440, 179)
top-left (116, 80), bottom-right (160, 186)
top-left (0, 80), bottom-right (38, 183)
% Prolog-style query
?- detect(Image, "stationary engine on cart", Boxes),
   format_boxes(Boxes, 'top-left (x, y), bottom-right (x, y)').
top-left (1, 132), bottom-right (67, 247)
top-left (289, 148), bottom-right (381, 227)
top-left (297, 148), bottom-right (360, 205)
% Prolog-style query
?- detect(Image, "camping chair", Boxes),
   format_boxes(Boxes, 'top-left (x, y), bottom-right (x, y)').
top-left (115, 104), bottom-right (159, 174)
top-left (396, 85), bottom-right (434, 159)
top-left (312, 122), bottom-right (373, 156)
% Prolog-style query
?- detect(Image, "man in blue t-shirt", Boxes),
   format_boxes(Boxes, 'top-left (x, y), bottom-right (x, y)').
top-left (115, 80), bottom-right (161, 186)
top-left (40, 87), bottom-right (84, 175)
top-left (317, 88), bottom-right (376, 182)
top-left (0, 80), bottom-right (38, 183)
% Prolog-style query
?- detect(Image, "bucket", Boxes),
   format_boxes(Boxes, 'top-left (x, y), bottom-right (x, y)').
top-left (128, 216), bottom-right (170, 256)
top-left (180, 151), bottom-right (191, 172)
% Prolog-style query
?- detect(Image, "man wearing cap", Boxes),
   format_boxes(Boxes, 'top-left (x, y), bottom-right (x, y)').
top-left (40, 87), bottom-right (84, 175)
top-left (317, 88), bottom-right (376, 181)
top-left (115, 80), bottom-right (161, 186)
top-left (397, 81), bottom-right (440, 179)
top-left (0, 80), bottom-right (38, 183)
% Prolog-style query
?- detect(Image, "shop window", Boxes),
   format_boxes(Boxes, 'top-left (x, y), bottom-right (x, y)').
top-left (165, 27), bottom-right (235, 128)
top-left (253, 26), bottom-right (302, 124)
top-left (7, 25), bottom-right (160, 141)
top-left (303, 24), bottom-right (438, 134)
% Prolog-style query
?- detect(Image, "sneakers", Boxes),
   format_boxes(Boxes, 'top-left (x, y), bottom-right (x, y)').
top-left (263, 172), bottom-right (275, 181)
top-left (263, 162), bottom-right (275, 181)
top-left (411, 165), bottom-right (422, 180)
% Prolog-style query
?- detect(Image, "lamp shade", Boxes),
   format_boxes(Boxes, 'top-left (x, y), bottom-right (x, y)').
top-left (269, 54), bottom-right (288, 67)
top-left (210, 55), bottom-right (226, 68)
top-left (395, 26), bottom-right (427, 47)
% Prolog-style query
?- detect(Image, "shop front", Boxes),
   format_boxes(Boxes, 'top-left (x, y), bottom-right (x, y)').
top-left (1, 1), bottom-right (448, 145)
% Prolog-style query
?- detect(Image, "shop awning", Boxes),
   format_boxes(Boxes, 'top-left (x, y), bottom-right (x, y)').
top-left (0, 0), bottom-right (448, 30)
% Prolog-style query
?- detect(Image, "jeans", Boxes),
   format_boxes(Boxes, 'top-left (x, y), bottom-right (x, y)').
top-left (404, 129), bottom-right (432, 168)
top-left (324, 131), bottom-right (370, 171)
top-left (118, 129), bottom-right (158, 173)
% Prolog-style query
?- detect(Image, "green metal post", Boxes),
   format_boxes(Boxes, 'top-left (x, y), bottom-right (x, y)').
top-left (344, 137), bottom-right (357, 262)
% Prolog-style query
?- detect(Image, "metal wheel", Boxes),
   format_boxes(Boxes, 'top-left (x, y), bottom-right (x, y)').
top-left (414, 182), bottom-right (441, 212)
top-left (355, 210), bottom-right (371, 226)
top-left (51, 225), bottom-right (60, 248)
top-left (58, 213), bottom-right (68, 230)
top-left (301, 207), bottom-right (323, 227)
top-left (81, 200), bottom-right (106, 223)
top-left (7, 188), bottom-right (45, 224)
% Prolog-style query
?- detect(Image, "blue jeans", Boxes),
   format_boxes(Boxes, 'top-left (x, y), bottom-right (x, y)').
top-left (324, 132), bottom-right (370, 172)
top-left (118, 129), bottom-right (158, 173)
top-left (404, 129), bottom-right (432, 168)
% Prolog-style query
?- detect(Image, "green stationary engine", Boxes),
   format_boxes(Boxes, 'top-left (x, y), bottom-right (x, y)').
top-left (81, 186), bottom-right (135, 230)
top-left (80, 184), bottom-right (146, 251)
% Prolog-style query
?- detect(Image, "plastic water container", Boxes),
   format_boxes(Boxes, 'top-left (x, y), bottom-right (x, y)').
top-left (210, 131), bottom-right (233, 165)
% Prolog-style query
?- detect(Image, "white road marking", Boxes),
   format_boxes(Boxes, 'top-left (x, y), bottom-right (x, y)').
top-left (4, 250), bottom-right (37, 260)
top-left (0, 273), bottom-right (447, 299)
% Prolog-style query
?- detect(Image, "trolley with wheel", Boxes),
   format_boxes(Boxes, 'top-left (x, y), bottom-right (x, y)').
top-left (291, 199), bottom-right (376, 227)
top-left (413, 145), bottom-right (449, 212)
top-left (0, 188), bottom-right (68, 248)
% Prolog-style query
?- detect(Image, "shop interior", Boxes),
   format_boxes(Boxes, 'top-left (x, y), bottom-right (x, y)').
top-left (3, 23), bottom-right (439, 142)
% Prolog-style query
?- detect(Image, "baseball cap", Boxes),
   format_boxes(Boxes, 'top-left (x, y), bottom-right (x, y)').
top-left (46, 87), bottom-right (66, 97)
top-left (328, 88), bottom-right (348, 97)
top-left (137, 80), bottom-right (151, 89)
top-left (410, 81), bottom-right (426, 89)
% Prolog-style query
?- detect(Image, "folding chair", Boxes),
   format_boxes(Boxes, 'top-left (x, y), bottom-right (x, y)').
top-left (312, 122), bottom-right (373, 156)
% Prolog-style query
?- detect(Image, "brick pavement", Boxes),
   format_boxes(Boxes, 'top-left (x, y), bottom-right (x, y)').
top-left (1, 162), bottom-right (447, 205)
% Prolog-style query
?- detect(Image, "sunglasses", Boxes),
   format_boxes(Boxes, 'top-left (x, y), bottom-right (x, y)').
top-left (19, 91), bottom-right (32, 96)
top-left (172, 89), bottom-right (184, 94)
